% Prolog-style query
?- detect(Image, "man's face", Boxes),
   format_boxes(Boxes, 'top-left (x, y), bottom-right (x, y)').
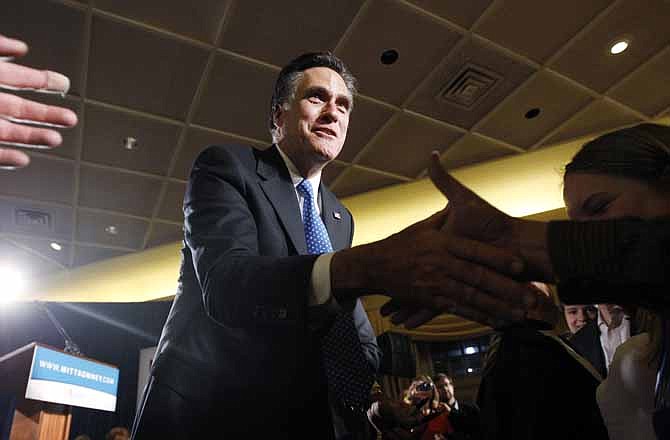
top-left (436, 376), bottom-right (455, 404)
top-left (276, 67), bottom-right (351, 172)
top-left (563, 304), bottom-right (593, 334)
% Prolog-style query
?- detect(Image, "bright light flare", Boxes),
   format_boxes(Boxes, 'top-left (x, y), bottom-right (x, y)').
top-left (0, 264), bottom-right (26, 303)
top-left (464, 346), bottom-right (477, 355)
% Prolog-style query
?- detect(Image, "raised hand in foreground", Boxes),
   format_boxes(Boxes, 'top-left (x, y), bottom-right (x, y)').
top-left (0, 33), bottom-right (77, 168)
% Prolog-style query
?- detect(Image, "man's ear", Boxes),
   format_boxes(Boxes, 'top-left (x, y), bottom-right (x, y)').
top-left (274, 105), bottom-right (285, 130)
top-left (272, 105), bottom-right (286, 142)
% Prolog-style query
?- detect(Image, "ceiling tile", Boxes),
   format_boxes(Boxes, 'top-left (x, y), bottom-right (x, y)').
top-left (172, 127), bottom-right (260, 180)
top-left (0, 198), bottom-right (73, 240)
top-left (0, 239), bottom-right (65, 281)
top-left (474, 0), bottom-right (612, 63)
top-left (193, 54), bottom-right (275, 142)
top-left (76, 209), bottom-right (148, 249)
top-left (78, 166), bottom-right (163, 217)
top-left (322, 161), bottom-right (348, 187)
top-left (156, 182), bottom-right (186, 223)
top-left (0, 156), bottom-right (74, 204)
top-left (441, 134), bottom-right (517, 170)
top-left (82, 103), bottom-right (182, 176)
top-left (5, 236), bottom-right (71, 269)
top-left (335, 0), bottom-right (462, 105)
top-left (357, 113), bottom-right (463, 178)
top-left (94, 0), bottom-right (230, 44)
top-left (0, 1), bottom-right (87, 95)
top-left (542, 99), bottom-right (643, 147)
top-left (146, 222), bottom-right (183, 248)
top-left (331, 166), bottom-right (405, 198)
top-left (549, 0), bottom-right (670, 93)
top-left (73, 245), bottom-right (132, 267)
top-left (339, 97), bottom-right (395, 162)
top-left (407, 37), bottom-right (536, 130)
top-left (477, 70), bottom-right (593, 149)
top-left (608, 49), bottom-right (670, 117)
top-left (220, 0), bottom-right (363, 66)
top-left (87, 16), bottom-right (209, 119)
top-left (406, 0), bottom-right (493, 29)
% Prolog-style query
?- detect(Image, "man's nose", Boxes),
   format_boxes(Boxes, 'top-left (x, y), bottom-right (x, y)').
top-left (320, 101), bottom-right (339, 122)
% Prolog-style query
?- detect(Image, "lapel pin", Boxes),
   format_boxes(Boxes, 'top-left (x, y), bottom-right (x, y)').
top-left (333, 211), bottom-right (341, 220)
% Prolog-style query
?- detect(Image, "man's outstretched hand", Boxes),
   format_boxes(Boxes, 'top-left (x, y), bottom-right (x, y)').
top-left (331, 205), bottom-right (542, 329)
top-left (423, 152), bottom-right (558, 327)
top-left (0, 33), bottom-right (78, 168)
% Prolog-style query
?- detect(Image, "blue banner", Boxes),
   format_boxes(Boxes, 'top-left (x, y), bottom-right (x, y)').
top-left (31, 346), bottom-right (119, 397)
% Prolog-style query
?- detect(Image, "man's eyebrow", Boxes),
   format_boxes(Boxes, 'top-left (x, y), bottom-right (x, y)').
top-left (303, 86), bottom-right (329, 97)
top-left (303, 86), bottom-right (352, 107)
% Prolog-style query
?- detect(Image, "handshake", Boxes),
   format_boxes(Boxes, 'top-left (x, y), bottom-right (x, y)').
top-left (331, 152), bottom-right (559, 330)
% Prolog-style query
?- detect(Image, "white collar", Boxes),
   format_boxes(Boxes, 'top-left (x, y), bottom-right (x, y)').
top-left (597, 309), bottom-right (630, 332)
top-left (276, 145), bottom-right (322, 196)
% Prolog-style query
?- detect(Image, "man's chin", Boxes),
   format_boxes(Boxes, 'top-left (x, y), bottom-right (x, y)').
top-left (312, 144), bottom-right (342, 162)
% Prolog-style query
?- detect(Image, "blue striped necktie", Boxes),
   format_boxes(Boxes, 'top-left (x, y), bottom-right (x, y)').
top-left (296, 179), bottom-right (374, 410)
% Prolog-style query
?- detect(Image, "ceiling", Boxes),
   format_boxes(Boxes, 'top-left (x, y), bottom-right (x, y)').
top-left (1, 0), bottom-right (669, 285)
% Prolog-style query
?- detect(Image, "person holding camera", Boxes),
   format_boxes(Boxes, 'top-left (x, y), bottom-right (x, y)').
top-left (367, 376), bottom-right (451, 440)
top-left (432, 374), bottom-right (480, 440)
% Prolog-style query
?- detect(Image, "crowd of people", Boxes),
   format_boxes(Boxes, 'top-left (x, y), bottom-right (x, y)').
top-left (3, 29), bottom-right (669, 440)
top-left (367, 374), bottom-right (480, 440)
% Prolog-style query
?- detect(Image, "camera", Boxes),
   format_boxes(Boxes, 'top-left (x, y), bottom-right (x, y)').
top-left (416, 382), bottom-right (433, 392)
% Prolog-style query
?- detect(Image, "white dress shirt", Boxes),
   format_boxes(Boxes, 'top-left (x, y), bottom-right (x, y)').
top-left (598, 311), bottom-right (631, 372)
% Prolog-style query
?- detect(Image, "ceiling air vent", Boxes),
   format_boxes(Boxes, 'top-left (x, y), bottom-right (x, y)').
top-left (14, 209), bottom-right (53, 231)
top-left (437, 63), bottom-right (502, 110)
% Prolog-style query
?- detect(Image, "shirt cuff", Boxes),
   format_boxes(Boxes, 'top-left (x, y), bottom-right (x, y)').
top-left (309, 252), bottom-right (336, 306)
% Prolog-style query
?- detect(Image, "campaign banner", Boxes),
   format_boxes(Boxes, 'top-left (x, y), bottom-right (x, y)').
top-left (25, 345), bottom-right (119, 412)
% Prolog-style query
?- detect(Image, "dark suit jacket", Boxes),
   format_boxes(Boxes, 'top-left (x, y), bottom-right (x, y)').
top-left (448, 401), bottom-right (481, 440)
top-left (477, 327), bottom-right (609, 440)
top-left (141, 144), bottom-right (381, 438)
top-left (568, 320), bottom-right (607, 379)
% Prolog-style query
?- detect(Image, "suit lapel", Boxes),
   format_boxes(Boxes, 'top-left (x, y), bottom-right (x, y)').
top-left (321, 183), bottom-right (350, 251)
top-left (256, 146), bottom-right (307, 254)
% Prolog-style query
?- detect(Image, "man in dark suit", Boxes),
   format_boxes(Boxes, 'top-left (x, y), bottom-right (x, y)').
top-left (131, 52), bottom-right (533, 439)
top-left (569, 303), bottom-right (636, 380)
top-left (433, 373), bottom-right (480, 440)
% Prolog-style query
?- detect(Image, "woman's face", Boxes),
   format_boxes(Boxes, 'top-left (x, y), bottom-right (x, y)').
top-left (563, 173), bottom-right (670, 221)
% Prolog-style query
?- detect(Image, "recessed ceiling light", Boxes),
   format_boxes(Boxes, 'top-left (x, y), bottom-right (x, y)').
top-left (124, 137), bottom-right (138, 151)
top-left (105, 225), bottom-right (119, 235)
top-left (50, 242), bottom-right (62, 251)
top-left (609, 39), bottom-right (629, 55)
top-left (380, 49), bottom-right (399, 65)
top-left (525, 108), bottom-right (541, 119)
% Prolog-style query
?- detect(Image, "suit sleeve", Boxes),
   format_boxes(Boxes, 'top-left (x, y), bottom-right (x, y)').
top-left (345, 207), bottom-right (382, 371)
top-left (184, 146), bottom-right (316, 329)
top-left (352, 298), bottom-right (382, 372)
